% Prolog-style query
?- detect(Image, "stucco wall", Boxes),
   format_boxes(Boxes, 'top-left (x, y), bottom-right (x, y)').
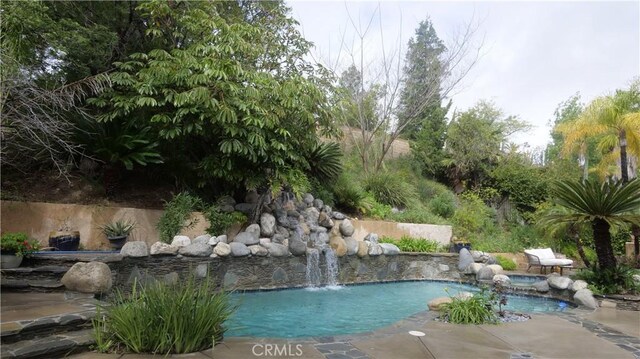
top-left (0, 201), bottom-right (453, 250)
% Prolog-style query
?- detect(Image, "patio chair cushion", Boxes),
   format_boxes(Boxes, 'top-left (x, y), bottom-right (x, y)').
top-left (524, 248), bottom-right (573, 267)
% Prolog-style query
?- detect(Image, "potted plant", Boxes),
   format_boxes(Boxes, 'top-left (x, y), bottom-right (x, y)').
top-left (49, 219), bottom-right (80, 251)
top-left (100, 219), bottom-right (136, 250)
top-left (451, 236), bottom-right (471, 253)
top-left (1, 232), bottom-right (41, 268)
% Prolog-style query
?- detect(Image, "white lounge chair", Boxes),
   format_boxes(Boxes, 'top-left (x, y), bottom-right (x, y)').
top-left (524, 248), bottom-right (574, 275)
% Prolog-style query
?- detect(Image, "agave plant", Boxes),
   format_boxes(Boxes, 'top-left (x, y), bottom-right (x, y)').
top-left (542, 179), bottom-right (640, 270)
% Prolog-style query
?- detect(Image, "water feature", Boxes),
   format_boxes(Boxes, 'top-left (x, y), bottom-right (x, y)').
top-left (304, 226), bottom-right (340, 288)
top-left (227, 281), bottom-right (569, 338)
top-left (305, 248), bottom-right (321, 287)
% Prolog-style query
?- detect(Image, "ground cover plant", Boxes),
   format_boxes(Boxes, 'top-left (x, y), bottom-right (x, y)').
top-left (379, 235), bottom-right (444, 253)
top-left (93, 276), bottom-right (236, 354)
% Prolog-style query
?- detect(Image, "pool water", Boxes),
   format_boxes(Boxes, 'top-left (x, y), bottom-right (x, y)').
top-left (226, 281), bottom-right (566, 338)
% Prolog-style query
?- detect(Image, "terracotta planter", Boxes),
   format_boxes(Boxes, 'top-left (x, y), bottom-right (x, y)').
top-left (1, 254), bottom-right (23, 269)
top-left (49, 231), bottom-right (80, 251)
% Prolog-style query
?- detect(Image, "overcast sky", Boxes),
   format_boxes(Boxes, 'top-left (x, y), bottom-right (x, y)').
top-left (287, 0), bottom-right (640, 150)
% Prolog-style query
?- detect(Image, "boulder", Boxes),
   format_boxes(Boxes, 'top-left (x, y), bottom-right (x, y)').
top-left (234, 232), bottom-right (259, 246)
top-left (150, 242), bottom-right (179, 256)
top-left (260, 213), bottom-right (276, 237)
top-left (215, 235), bottom-right (228, 244)
top-left (486, 264), bottom-right (504, 275)
top-left (364, 233), bottom-right (379, 244)
top-left (208, 236), bottom-right (219, 246)
top-left (300, 222), bottom-right (310, 235)
top-left (192, 234), bottom-right (211, 245)
top-left (332, 211), bottom-right (346, 220)
top-left (470, 250), bottom-right (486, 261)
top-left (313, 198), bottom-right (324, 209)
top-left (368, 243), bottom-right (383, 256)
top-left (248, 245), bottom-right (268, 257)
top-left (380, 243), bottom-right (400, 255)
top-left (178, 242), bottom-right (212, 257)
top-left (339, 219), bottom-right (355, 237)
top-left (259, 238), bottom-right (271, 246)
top-left (61, 262), bottom-right (112, 294)
top-left (548, 276), bottom-right (573, 290)
top-left (458, 248), bottom-right (474, 271)
top-left (218, 195), bottom-right (236, 207)
top-left (303, 193), bottom-right (314, 205)
top-left (469, 263), bottom-right (485, 274)
top-left (120, 241), bottom-right (149, 257)
top-left (493, 274), bottom-right (511, 286)
top-left (329, 235), bottom-right (348, 257)
top-left (476, 266), bottom-right (496, 281)
top-left (344, 237), bottom-right (358, 255)
top-left (357, 241), bottom-right (369, 257)
top-left (304, 207), bottom-right (320, 225)
top-left (318, 212), bottom-right (334, 228)
top-left (428, 297), bottom-right (452, 311)
top-left (245, 224), bottom-right (261, 239)
top-left (532, 280), bottom-right (550, 292)
top-left (570, 280), bottom-right (588, 292)
top-left (171, 236), bottom-right (191, 247)
top-left (272, 234), bottom-right (287, 245)
top-left (230, 242), bottom-right (250, 257)
top-left (322, 205), bottom-right (333, 214)
top-left (214, 242), bottom-right (231, 257)
top-left (317, 232), bottom-right (330, 244)
top-left (265, 243), bottom-right (290, 257)
top-left (574, 289), bottom-right (598, 309)
top-left (234, 203), bottom-right (255, 215)
top-left (245, 190), bottom-right (259, 204)
top-left (289, 239), bottom-right (307, 256)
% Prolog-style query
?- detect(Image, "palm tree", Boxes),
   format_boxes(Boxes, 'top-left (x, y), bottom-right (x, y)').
top-left (542, 179), bottom-right (640, 271)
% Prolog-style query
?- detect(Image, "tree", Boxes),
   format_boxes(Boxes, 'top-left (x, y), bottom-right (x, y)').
top-left (335, 10), bottom-right (479, 173)
top-left (542, 179), bottom-right (640, 271)
top-left (443, 101), bottom-right (529, 190)
top-left (90, 0), bottom-right (339, 219)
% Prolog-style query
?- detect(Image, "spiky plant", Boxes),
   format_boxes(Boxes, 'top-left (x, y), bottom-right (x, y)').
top-left (541, 179), bottom-right (640, 270)
top-left (305, 142), bottom-right (343, 182)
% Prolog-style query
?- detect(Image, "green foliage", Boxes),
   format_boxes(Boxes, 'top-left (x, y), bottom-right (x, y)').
top-left (331, 173), bottom-right (367, 214)
top-left (495, 255), bottom-right (517, 271)
top-left (305, 142), bottom-right (343, 182)
top-left (442, 288), bottom-right (498, 324)
top-left (99, 219), bottom-right (136, 238)
top-left (362, 171), bottom-right (418, 208)
top-left (489, 153), bottom-right (548, 212)
top-left (387, 206), bottom-right (449, 225)
top-left (452, 192), bottom-right (496, 240)
top-left (92, 276), bottom-right (236, 354)
top-left (379, 235), bottom-right (444, 252)
top-left (574, 264), bottom-right (640, 295)
top-left (429, 193), bottom-right (456, 218)
top-left (204, 206), bottom-right (246, 236)
top-left (0, 232), bottom-right (40, 257)
top-left (157, 193), bottom-right (203, 243)
top-left (310, 178), bottom-right (335, 207)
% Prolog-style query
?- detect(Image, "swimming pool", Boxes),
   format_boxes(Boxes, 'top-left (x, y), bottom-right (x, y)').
top-left (226, 281), bottom-right (566, 338)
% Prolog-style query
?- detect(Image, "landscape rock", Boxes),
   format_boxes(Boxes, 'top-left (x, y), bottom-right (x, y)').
top-left (313, 198), bottom-right (324, 209)
top-left (318, 212), bottom-right (334, 228)
top-left (339, 219), bottom-right (355, 237)
top-left (208, 236), bottom-right (219, 246)
top-left (332, 211), bottom-right (346, 220)
top-left (245, 224), bottom-right (261, 239)
top-left (214, 242), bottom-right (231, 257)
top-left (218, 195), bottom-right (236, 207)
top-left (195, 264), bottom-right (208, 278)
top-left (304, 207), bottom-right (320, 225)
top-left (458, 248), bottom-right (474, 271)
top-left (61, 262), bottom-right (112, 294)
top-left (120, 241), bottom-right (149, 257)
top-left (364, 233), bottom-right (379, 244)
top-left (493, 274), bottom-right (511, 286)
top-left (486, 264), bottom-right (504, 275)
top-left (259, 238), bottom-right (271, 246)
top-left (380, 243), bottom-right (400, 255)
top-left (260, 213), bottom-right (276, 237)
top-left (192, 234), bottom-right (211, 245)
top-left (428, 297), bottom-right (453, 311)
top-left (303, 193), bottom-right (314, 205)
top-left (532, 280), bottom-right (550, 292)
top-left (234, 231), bottom-right (259, 246)
top-left (289, 239), bottom-right (307, 256)
top-left (570, 280), bottom-right (588, 292)
top-left (633, 274), bottom-right (640, 285)
top-left (150, 242), bottom-right (179, 256)
top-left (574, 289), bottom-right (598, 309)
top-left (322, 205), bottom-right (332, 214)
top-left (215, 235), bottom-right (228, 244)
top-left (368, 243), bottom-right (383, 256)
top-left (171, 236), bottom-right (191, 247)
top-left (230, 242), bottom-right (250, 257)
top-left (265, 243), bottom-right (290, 257)
top-left (548, 276), bottom-right (573, 290)
top-left (344, 237), bottom-right (358, 255)
top-left (248, 245), bottom-right (268, 256)
top-left (329, 235), bottom-right (348, 257)
top-left (357, 241), bottom-right (369, 257)
top-left (245, 190), bottom-right (259, 204)
top-left (469, 263), bottom-right (485, 274)
top-left (234, 203), bottom-right (255, 215)
top-left (178, 242), bottom-right (212, 257)
top-left (317, 232), bottom-right (330, 244)
top-left (476, 266), bottom-right (496, 280)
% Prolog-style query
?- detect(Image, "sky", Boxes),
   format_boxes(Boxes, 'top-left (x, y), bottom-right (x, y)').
top-left (287, 0), bottom-right (640, 150)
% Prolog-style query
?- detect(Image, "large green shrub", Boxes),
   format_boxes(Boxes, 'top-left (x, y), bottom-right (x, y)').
top-left (156, 192), bottom-right (203, 243)
top-left (361, 171), bottom-right (417, 208)
top-left (204, 206), bottom-right (246, 236)
top-left (573, 264), bottom-right (640, 295)
top-left (93, 277), bottom-right (236, 354)
top-left (331, 173), bottom-right (367, 214)
top-left (428, 193), bottom-right (456, 218)
top-left (452, 192), bottom-right (496, 240)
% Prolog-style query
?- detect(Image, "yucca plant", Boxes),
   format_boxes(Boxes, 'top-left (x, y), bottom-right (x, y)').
top-left (305, 142), bottom-right (343, 182)
top-left (542, 179), bottom-right (640, 270)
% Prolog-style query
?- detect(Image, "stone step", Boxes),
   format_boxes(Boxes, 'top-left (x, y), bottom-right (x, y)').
top-left (1, 265), bottom-right (70, 281)
top-left (1, 308), bottom-right (96, 344)
top-left (1, 278), bottom-right (65, 293)
top-left (0, 328), bottom-right (95, 359)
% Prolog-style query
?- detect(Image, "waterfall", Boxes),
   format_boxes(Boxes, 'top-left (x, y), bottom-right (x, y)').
top-left (305, 248), bottom-right (321, 287)
top-left (324, 247), bottom-right (339, 287)
top-left (305, 227), bottom-right (341, 289)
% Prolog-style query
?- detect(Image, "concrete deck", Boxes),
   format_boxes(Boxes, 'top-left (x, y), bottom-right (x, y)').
top-left (3, 292), bottom-right (638, 359)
